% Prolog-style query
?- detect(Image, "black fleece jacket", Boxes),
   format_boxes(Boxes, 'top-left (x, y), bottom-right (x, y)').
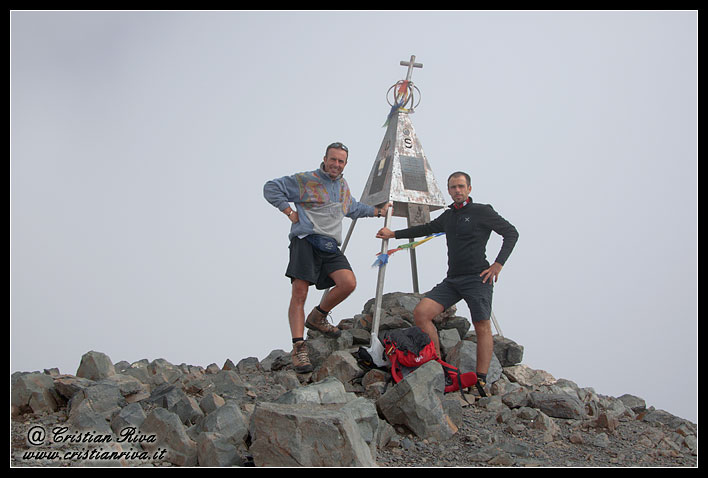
top-left (395, 199), bottom-right (519, 277)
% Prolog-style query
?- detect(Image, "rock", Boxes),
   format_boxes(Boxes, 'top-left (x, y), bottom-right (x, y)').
top-left (235, 357), bottom-right (262, 375)
top-left (445, 340), bottom-right (502, 384)
top-left (192, 401), bottom-right (248, 446)
top-left (52, 374), bottom-right (95, 402)
top-left (437, 316), bottom-right (471, 342)
top-left (311, 350), bottom-right (364, 389)
top-left (121, 360), bottom-right (152, 384)
top-left (502, 387), bottom-right (530, 409)
top-left (199, 392), bottom-right (226, 415)
top-left (272, 369), bottom-right (301, 391)
top-left (9, 292), bottom-right (698, 468)
top-left (438, 328), bottom-right (461, 357)
top-left (260, 349), bottom-right (288, 372)
top-left (530, 411), bottom-right (561, 442)
top-left (492, 336), bottom-right (524, 366)
top-left (68, 382), bottom-right (126, 422)
top-left (147, 358), bottom-right (183, 386)
top-left (618, 393), bottom-right (647, 413)
top-left (503, 364), bottom-right (556, 387)
top-left (111, 402), bottom-right (147, 435)
top-left (249, 402), bottom-right (376, 467)
top-left (276, 376), bottom-right (356, 405)
top-left (170, 393), bottom-right (204, 426)
top-left (99, 374), bottom-right (150, 403)
top-left (208, 370), bottom-right (247, 401)
top-left (11, 372), bottom-right (60, 414)
top-left (376, 360), bottom-right (456, 442)
top-left (528, 392), bottom-right (585, 420)
top-left (141, 408), bottom-right (197, 466)
top-left (76, 351), bottom-right (116, 381)
top-left (196, 432), bottom-right (245, 467)
top-left (339, 396), bottom-right (381, 459)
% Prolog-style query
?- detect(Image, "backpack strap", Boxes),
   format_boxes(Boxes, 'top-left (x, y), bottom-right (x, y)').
top-left (438, 360), bottom-right (473, 406)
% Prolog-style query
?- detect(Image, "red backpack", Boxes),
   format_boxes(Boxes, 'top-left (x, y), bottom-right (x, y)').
top-left (382, 326), bottom-right (480, 399)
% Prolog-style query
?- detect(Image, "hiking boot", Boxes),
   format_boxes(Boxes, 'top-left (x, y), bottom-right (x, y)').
top-left (305, 307), bottom-right (341, 338)
top-left (291, 340), bottom-right (313, 374)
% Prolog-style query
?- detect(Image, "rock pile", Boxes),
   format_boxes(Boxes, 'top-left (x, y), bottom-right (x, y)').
top-left (11, 292), bottom-right (697, 467)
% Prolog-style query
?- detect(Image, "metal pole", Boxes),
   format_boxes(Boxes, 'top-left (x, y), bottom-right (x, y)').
top-left (490, 310), bottom-right (504, 337)
top-left (370, 205), bottom-right (394, 344)
top-left (340, 218), bottom-right (357, 254)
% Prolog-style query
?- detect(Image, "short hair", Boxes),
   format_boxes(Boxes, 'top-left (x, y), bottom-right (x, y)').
top-left (325, 142), bottom-right (349, 159)
top-left (447, 171), bottom-right (471, 187)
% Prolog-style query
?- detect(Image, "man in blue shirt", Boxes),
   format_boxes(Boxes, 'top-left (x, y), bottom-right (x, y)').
top-left (264, 142), bottom-right (391, 373)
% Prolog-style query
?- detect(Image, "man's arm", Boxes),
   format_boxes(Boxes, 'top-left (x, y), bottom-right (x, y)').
top-left (376, 210), bottom-right (446, 240)
top-left (480, 205), bottom-right (519, 283)
top-left (263, 174), bottom-right (301, 213)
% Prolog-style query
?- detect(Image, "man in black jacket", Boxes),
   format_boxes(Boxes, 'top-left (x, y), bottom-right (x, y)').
top-left (376, 171), bottom-right (519, 392)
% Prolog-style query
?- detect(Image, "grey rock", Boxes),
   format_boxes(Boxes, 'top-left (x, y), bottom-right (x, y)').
top-left (11, 372), bottom-right (60, 414)
top-left (445, 340), bottom-right (502, 384)
top-left (376, 361), bottom-right (456, 442)
top-left (141, 408), bottom-right (197, 466)
top-left (249, 401), bottom-right (376, 467)
top-left (529, 392), bottom-right (585, 420)
top-left (76, 351), bottom-right (116, 381)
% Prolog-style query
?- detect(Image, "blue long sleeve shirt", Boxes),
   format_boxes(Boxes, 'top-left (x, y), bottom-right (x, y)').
top-left (263, 163), bottom-right (375, 245)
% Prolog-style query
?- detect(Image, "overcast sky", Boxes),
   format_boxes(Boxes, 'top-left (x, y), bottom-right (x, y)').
top-left (10, 10), bottom-right (697, 423)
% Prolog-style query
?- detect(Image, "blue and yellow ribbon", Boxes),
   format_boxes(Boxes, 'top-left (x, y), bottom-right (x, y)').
top-left (371, 233), bottom-right (445, 268)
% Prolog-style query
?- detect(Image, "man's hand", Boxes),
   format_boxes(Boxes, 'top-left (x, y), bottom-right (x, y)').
top-left (283, 207), bottom-right (299, 223)
top-left (480, 262), bottom-right (503, 284)
top-left (378, 202), bottom-right (393, 217)
top-left (376, 227), bottom-right (395, 240)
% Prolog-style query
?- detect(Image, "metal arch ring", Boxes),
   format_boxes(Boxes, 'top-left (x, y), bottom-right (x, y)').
top-left (411, 84), bottom-right (421, 109)
top-left (386, 81), bottom-right (422, 109)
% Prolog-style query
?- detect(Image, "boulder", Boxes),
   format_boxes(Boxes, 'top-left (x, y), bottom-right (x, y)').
top-left (76, 351), bottom-right (115, 381)
top-left (11, 372), bottom-right (60, 414)
top-left (249, 401), bottom-right (376, 467)
top-left (445, 340), bottom-right (503, 384)
top-left (376, 360), bottom-right (456, 442)
top-left (141, 408), bottom-right (197, 466)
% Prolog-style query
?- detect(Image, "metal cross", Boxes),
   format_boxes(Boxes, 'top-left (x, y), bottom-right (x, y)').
top-left (400, 55), bottom-right (423, 82)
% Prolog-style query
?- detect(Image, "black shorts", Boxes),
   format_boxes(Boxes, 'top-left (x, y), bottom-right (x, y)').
top-left (425, 274), bottom-right (493, 322)
top-left (285, 237), bottom-right (352, 290)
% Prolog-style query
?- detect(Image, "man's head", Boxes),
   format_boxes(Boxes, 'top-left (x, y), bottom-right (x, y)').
top-left (447, 171), bottom-right (472, 204)
top-left (323, 142), bottom-right (349, 179)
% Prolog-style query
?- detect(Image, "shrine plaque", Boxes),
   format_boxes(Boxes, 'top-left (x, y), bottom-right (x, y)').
top-left (369, 155), bottom-right (391, 195)
top-left (399, 155), bottom-right (428, 192)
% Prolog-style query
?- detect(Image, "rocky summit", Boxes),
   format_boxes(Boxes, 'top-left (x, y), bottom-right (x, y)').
top-left (11, 292), bottom-right (697, 468)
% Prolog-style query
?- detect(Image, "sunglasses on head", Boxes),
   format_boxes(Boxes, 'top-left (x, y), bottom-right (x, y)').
top-left (326, 142), bottom-right (349, 154)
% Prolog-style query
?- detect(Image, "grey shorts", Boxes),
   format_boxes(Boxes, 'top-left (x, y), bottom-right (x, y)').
top-left (285, 237), bottom-right (352, 290)
top-left (425, 274), bottom-right (493, 322)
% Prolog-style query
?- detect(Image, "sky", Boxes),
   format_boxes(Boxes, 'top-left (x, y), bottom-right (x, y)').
top-left (10, 10), bottom-right (697, 423)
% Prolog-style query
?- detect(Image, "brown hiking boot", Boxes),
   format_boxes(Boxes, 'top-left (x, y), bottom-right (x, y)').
top-left (291, 340), bottom-right (313, 374)
top-left (305, 307), bottom-right (341, 338)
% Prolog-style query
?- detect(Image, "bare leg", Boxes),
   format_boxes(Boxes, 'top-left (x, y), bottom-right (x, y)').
top-left (288, 279), bottom-right (310, 339)
top-left (413, 298), bottom-right (445, 356)
top-left (472, 319), bottom-right (493, 375)
top-left (319, 269), bottom-right (357, 312)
